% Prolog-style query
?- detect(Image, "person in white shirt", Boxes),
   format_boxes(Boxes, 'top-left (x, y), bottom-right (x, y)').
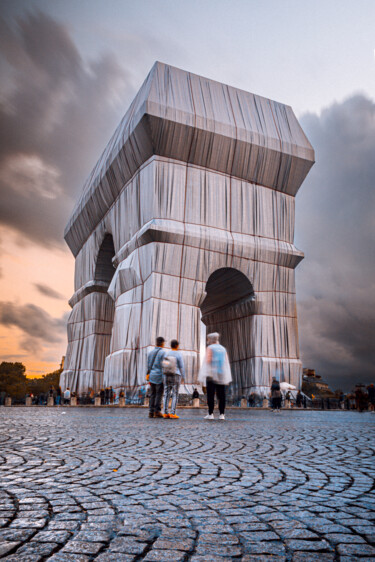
top-left (63, 387), bottom-right (71, 405)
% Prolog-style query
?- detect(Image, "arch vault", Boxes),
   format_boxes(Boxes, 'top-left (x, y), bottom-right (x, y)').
top-left (60, 62), bottom-right (315, 395)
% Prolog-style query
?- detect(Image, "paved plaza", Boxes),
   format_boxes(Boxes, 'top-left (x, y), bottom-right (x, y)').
top-left (0, 408), bottom-right (374, 561)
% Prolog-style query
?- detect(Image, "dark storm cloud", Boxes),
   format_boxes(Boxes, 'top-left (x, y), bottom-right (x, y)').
top-left (296, 95), bottom-right (375, 391)
top-left (0, 300), bottom-right (68, 354)
top-left (34, 283), bottom-right (64, 300)
top-left (0, 10), bottom-right (134, 247)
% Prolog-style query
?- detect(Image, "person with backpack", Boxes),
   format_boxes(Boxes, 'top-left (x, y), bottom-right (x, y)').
top-left (162, 340), bottom-right (185, 419)
top-left (147, 336), bottom-right (166, 418)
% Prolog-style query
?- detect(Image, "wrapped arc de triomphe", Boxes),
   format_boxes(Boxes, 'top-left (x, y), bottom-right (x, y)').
top-left (60, 62), bottom-right (315, 397)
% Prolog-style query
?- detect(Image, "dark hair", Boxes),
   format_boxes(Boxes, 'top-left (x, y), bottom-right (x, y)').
top-left (171, 339), bottom-right (179, 349)
top-left (156, 336), bottom-right (165, 347)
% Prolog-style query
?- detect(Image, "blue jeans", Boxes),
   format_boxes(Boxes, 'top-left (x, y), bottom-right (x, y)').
top-left (163, 375), bottom-right (180, 415)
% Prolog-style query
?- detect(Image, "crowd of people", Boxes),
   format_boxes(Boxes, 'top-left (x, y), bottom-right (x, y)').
top-left (3, 343), bottom-right (374, 415)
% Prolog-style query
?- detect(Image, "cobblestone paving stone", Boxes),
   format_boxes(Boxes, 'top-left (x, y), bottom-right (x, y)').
top-left (0, 408), bottom-right (374, 561)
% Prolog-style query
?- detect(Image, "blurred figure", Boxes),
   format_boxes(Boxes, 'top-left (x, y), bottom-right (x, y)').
top-left (192, 388), bottom-right (199, 400)
top-left (270, 377), bottom-right (282, 412)
top-left (56, 386), bottom-right (62, 405)
top-left (248, 392), bottom-right (256, 407)
top-left (198, 332), bottom-right (232, 420)
top-left (48, 386), bottom-right (55, 404)
top-left (355, 385), bottom-right (368, 412)
top-left (63, 387), bottom-right (71, 405)
top-left (367, 383), bottom-right (375, 412)
top-left (296, 391), bottom-right (303, 408)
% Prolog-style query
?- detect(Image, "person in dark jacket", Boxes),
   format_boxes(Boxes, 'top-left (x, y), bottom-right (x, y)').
top-left (192, 388), bottom-right (199, 400)
top-left (56, 386), bottom-right (62, 405)
top-left (270, 377), bottom-right (282, 411)
top-left (367, 383), bottom-right (375, 412)
top-left (100, 388), bottom-right (105, 404)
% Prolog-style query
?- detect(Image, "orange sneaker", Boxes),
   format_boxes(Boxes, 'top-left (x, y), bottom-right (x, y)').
top-left (169, 414), bottom-right (179, 419)
top-left (163, 413), bottom-right (170, 418)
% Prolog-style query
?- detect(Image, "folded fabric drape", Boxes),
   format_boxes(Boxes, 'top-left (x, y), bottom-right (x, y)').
top-left (60, 62), bottom-right (314, 397)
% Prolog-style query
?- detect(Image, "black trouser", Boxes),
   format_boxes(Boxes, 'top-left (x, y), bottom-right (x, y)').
top-left (207, 380), bottom-right (226, 415)
top-left (149, 382), bottom-right (164, 414)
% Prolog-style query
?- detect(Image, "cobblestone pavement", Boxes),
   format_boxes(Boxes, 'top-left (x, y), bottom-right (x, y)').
top-left (0, 408), bottom-right (374, 562)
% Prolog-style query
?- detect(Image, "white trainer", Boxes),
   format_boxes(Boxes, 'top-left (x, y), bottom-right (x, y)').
top-left (204, 414), bottom-right (214, 420)
top-left (219, 414), bottom-right (225, 420)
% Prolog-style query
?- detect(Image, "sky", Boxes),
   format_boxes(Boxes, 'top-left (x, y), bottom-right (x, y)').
top-left (0, 0), bottom-right (374, 391)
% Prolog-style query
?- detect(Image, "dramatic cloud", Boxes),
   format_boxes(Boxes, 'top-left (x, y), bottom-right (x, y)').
top-left (34, 283), bottom-right (65, 300)
top-left (0, 11), bottom-right (134, 247)
top-left (296, 95), bottom-right (375, 391)
top-left (0, 301), bottom-right (68, 355)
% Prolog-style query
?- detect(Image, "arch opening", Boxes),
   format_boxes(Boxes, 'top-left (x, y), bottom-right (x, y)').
top-left (200, 268), bottom-right (255, 399)
top-left (201, 268), bottom-right (255, 318)
top-left (95, 234), bottom-right (116, 285)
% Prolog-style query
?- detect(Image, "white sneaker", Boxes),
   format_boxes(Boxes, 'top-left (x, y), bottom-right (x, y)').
top-left (204, 414), bottom-right (214, 420)
top-left (219, 414), bottom-right (225, 420)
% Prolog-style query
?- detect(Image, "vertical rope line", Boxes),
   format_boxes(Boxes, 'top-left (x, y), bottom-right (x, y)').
top-left (135, 185), bottom-right (145, 390)
top-left (269, 100), bottom-right (284, 382)
top-left (176, 72), bottom-right (197, 341)
top-left (226, 86), bottom-right (240, 390)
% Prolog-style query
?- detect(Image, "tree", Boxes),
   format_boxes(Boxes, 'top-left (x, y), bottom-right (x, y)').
top-left (0, 362), bottom-right (27, 401)
top-left (28, 369), bottom-right (62, 395)
top-left (0, 362), bottom-right (62, 402)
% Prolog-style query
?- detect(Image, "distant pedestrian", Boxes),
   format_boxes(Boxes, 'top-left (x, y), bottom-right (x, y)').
top-left (296, 391), bottom-right (303, 408)
top-left (270, 377), bottom-right (282, 412)
top-left (105, 387), bottom-right (110, 405)
top-left (100, 388), bottom-right (105, 404)
top-left (303, 395), bottom-right (307, 409)
top-left (162, 339), bottom-right (185, 419)
top-left (63, 387), bottom-right (71, 405)
top-left (198, 332), bottom-right (232, 420)
top-left (355, 386), bottom-right (368, 412)
top-left (56, 386), bottom-right (61, 405)
top-left (147, 337), bottom-right (166, 418)
top-left (367, 383), bottom-right (375, 412)
top-left (109, 386), bottom-right (114, 404)
top-left (192, 388), bottom-right (199, 400)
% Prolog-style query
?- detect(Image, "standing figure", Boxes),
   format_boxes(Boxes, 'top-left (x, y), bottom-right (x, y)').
top-left (199, 332), bottom-right (232, 420)
top-left (162, 340), bottom-right (185, 419)
top-left (56, 386), bottom-right (61, 405)
top-left (367, 383), bottom-right (375, 412)
top-left (270, 377), bottom-right (282, 412)
top-left (147, 337), bottom-right (166, 418)
top-left (63, 387), bottom-right (71, 405)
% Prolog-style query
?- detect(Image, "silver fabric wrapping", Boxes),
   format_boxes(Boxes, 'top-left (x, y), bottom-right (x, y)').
top-left (60, 62), bottom-right (314, 396)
